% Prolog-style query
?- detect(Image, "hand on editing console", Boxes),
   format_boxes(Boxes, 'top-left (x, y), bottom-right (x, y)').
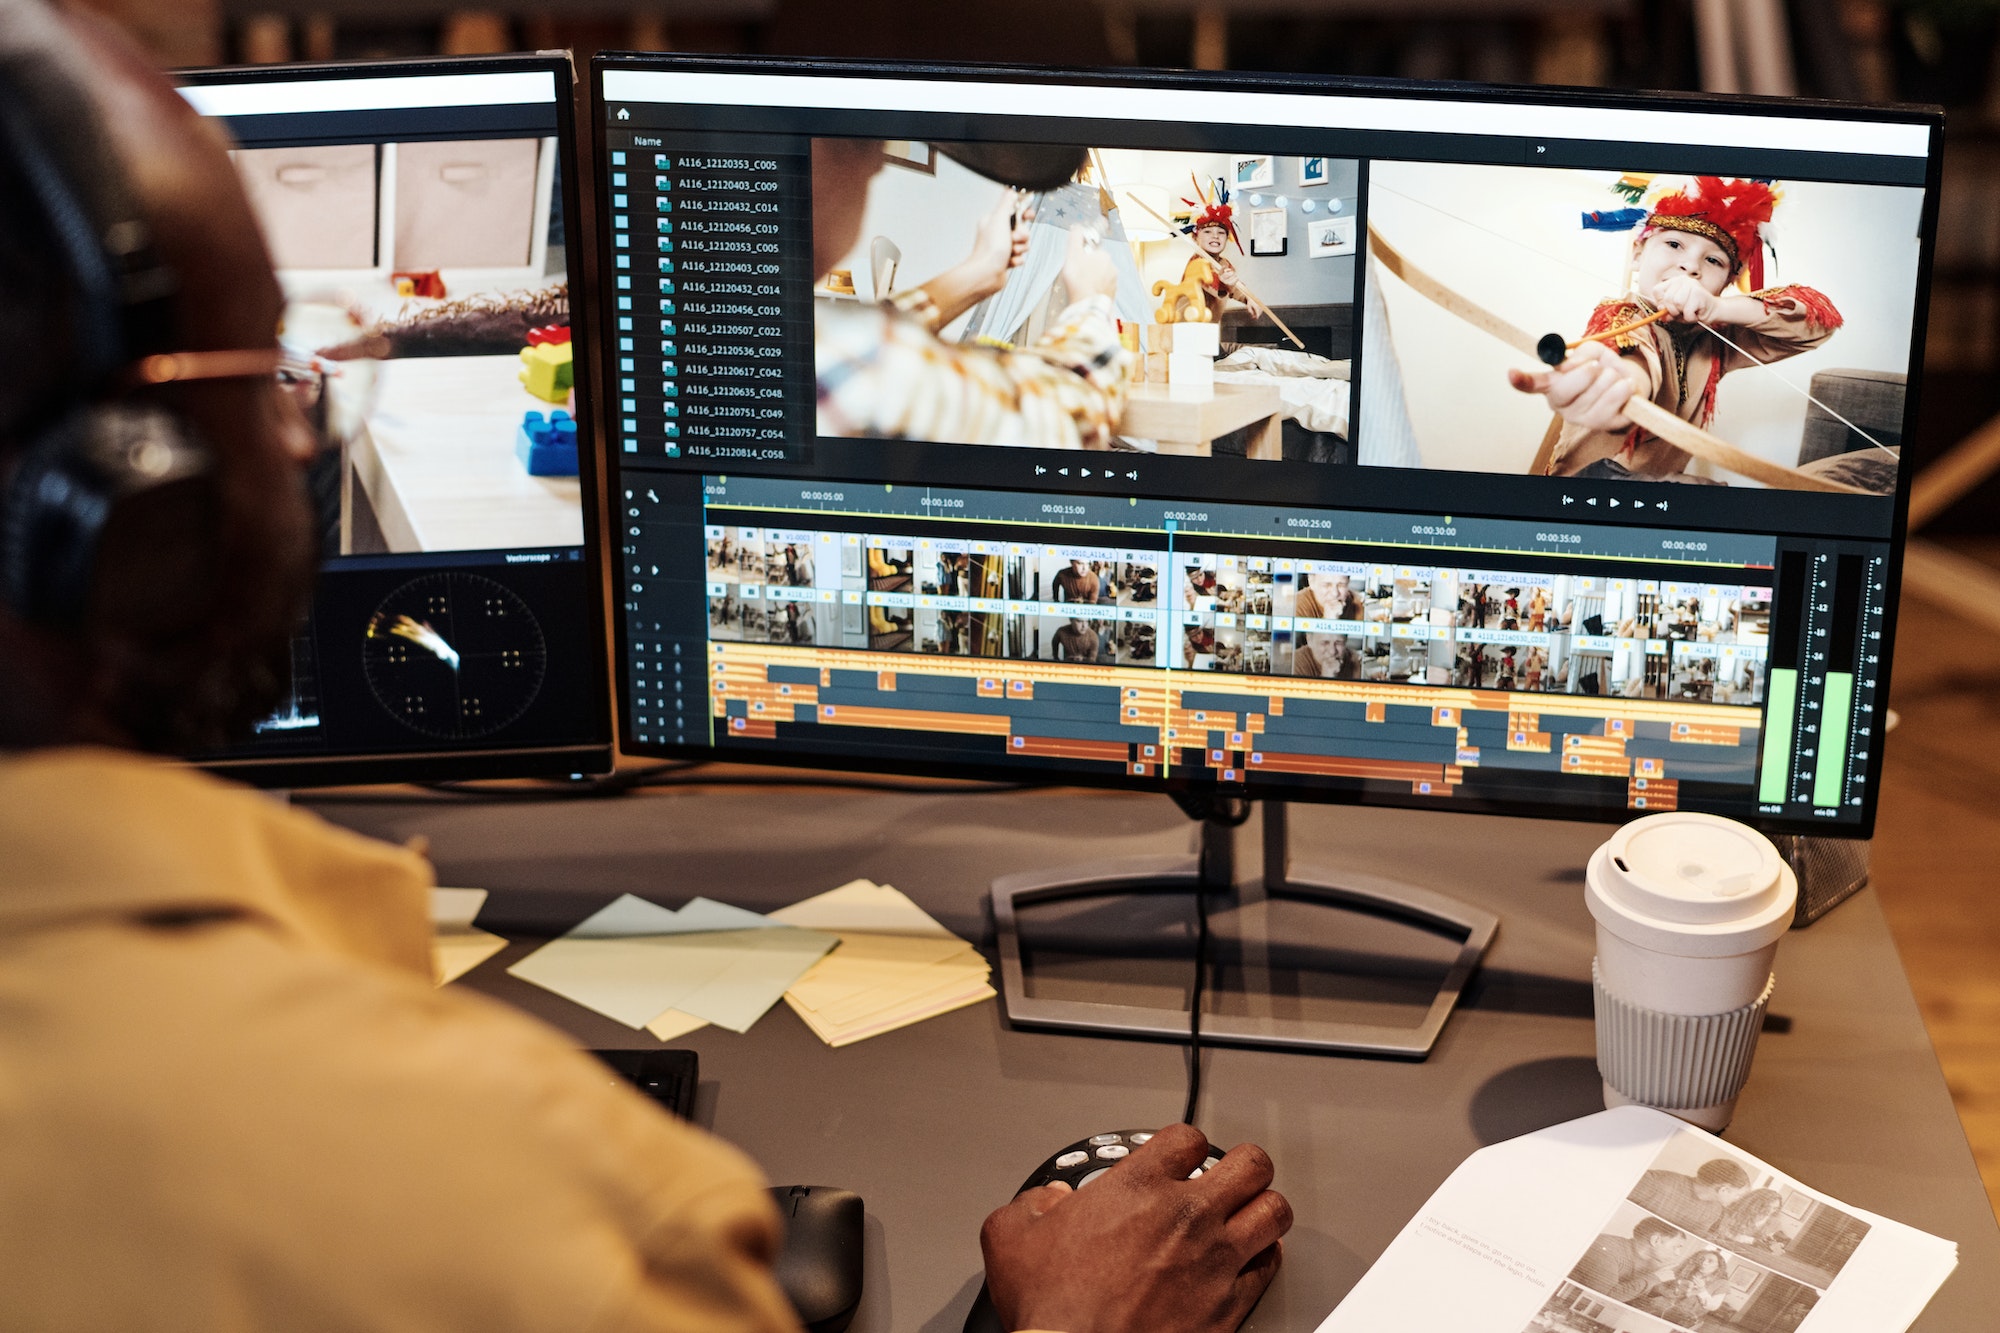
top-left (980, 1124), bottom-right (1291, 1333)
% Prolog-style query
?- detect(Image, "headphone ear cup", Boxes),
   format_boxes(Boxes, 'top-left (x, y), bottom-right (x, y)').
top-left (1, 404), bottom-right (215, 627)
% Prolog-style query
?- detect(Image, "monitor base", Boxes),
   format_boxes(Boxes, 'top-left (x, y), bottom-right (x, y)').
top-left (990, 800), bottom-right (1497, 1058)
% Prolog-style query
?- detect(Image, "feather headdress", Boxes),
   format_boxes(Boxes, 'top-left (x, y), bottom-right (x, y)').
top-left (1583, 175), bottom-right (1784, 291)
top-left (1178, 175), bottom-right (1243, 255)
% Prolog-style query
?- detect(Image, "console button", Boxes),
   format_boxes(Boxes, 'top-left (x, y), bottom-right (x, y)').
top-left (1055, 1150), bottom-right (1089, 1169)
top-left (1088, 1133), bottom-right (1121, 1146)
top-left (1095, 1144), bottom-right (1130, 1160)
top-left (1129, 1132), bottom-right (1153, 1144)
top-left (1079, 1168), bottom-right (1111, 1187)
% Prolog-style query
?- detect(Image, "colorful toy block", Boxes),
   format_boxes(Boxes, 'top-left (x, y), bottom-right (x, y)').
top-left (525, 324), bottom-right (571, 347)
top-left (519, 340), bottom-right (574, 403)
top-left (391, 269), bottom-right (447, 299)
top-left (515, 410), bottom-right (578, 476)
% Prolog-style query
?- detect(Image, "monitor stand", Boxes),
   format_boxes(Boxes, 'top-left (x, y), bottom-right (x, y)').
top-left (990, 798), bottom-right (1498, 1058)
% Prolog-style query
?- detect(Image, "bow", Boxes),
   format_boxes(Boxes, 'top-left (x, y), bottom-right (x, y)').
top-left (1366, 225), bottom-right (1869, 496)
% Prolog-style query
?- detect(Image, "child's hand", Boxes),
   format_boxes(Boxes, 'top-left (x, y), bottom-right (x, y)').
top-left (1647, 274), bottom-right (1723, 325)
top-left (1060, 225), bottom-right (1118, 304)
top-left (1507, 339), bottom-right (1642, 433)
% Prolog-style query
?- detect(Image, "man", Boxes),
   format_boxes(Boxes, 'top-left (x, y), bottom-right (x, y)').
top-left (0, 6), bottom-right (1291, 1329)
top-left (1053, 557), bottom-right (1104, 604)
top-left (1052, 617), bottom-right (1101, 662)
top-left (1295, 632), bottom-right (1359, 680)
top-left (1294, 570), bottom-right (1363, 621)
top-left (1569, 1216), bottom-right (1692, 1303)
top-left (1631, 1157), bottom-right (1754, 1237)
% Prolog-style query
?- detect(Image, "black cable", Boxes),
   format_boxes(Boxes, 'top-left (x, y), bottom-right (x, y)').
top-left (1180, 796), bottom-right (1247, 1127)
top-left (1183, 877), bottom-right (1209, 1127)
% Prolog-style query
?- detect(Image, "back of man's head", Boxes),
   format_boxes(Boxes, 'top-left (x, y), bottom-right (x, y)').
top-left (0, 0), bottom-right (316, 754)
top-left (0, 0), bottom-right (107, 449)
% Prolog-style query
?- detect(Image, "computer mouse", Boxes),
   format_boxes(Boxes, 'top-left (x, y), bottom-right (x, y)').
top-left (963, 1131), bottom-right (1223, 1333)
top-left (770, 1185), bottom-right (864, 1333)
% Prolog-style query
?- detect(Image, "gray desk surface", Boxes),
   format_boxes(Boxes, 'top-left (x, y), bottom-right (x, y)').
top-left (315, 784), bottom-right (2000, 1332)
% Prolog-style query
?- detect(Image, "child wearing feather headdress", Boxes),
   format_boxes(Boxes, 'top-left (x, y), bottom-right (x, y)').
top-left (1509, 176), bottom-right (1843, 482)
top-left (1179, 184), bottom-right (1264, 322)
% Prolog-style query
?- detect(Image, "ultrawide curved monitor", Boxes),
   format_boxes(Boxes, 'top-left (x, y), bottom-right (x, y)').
top-left (592, 54), bottom-right (1939, 837)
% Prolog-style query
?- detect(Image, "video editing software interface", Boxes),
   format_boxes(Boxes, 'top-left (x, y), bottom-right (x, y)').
top-left (595, 58), bottom-right (1936, 834)
top-left (179, 60), bottom-right (610, 778)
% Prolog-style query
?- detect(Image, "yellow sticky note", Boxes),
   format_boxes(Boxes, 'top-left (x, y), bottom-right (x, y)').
top-left (433, 928), bottom-right (507, 986)
top-left (431, 886), bottom-right (506, 985)
top-left (645, 1009), bottom-right (709, 1042)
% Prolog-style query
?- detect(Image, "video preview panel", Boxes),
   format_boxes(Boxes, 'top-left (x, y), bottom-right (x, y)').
top-left (1365, 163), bottom-right (1921, 495)
top-left (813, 141), bottom-right (1358, 462)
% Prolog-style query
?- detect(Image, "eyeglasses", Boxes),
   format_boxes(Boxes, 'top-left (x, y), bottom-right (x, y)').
top-left (128, 348), bottom-right (287, 387)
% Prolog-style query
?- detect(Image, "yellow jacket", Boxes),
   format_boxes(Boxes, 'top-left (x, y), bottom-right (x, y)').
top-left (0, 748), bottom-right (801, 1332)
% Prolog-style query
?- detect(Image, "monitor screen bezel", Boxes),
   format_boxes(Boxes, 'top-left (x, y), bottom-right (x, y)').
top-left (179, 52), bottom-right (615, 788)
top-left (591, 51), bottom-right (1943, 839)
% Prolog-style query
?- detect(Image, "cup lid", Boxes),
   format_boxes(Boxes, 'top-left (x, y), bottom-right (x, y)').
top-left (1586, 813), bottom-right (1797, 955)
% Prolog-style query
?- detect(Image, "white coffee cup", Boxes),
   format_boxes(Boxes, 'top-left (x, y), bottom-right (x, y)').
top-left (1586, 812), bottom-right (1797, 1132)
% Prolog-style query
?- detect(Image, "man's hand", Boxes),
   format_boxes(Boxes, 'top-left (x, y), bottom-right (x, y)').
top-left (980, 1124), bottom-right (1291, 1333)
top-left (967, 190), bottom-right (1033, 300)
top-left (1060, 225), bottom-right (1119, 306)
top-left (1507, 339), bottom-right (1644, 433)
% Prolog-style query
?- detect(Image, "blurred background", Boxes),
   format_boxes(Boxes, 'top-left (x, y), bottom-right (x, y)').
top-left (73, 0), bottom-right (2000, 1215)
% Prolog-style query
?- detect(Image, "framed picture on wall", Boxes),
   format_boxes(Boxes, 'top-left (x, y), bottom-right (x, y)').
top-left (1299, 155), bottom-right (1330, 187)
top-left (1231, 154), bottom-right (1274, 190)
top-left (1308, 216), bottom-right (1355, 257)
top-left (1249, 206), bottom-right (1288, 256)
top-left (883, 141), bottom-right (936, 174)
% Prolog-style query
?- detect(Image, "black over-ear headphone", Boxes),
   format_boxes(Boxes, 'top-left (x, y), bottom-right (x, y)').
top-left (0, 50), bottom-right (215, 628)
